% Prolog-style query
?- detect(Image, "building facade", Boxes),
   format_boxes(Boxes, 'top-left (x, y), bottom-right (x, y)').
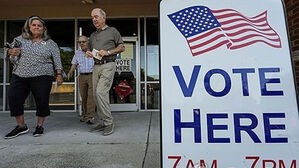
top-left (0, 0), bottom-right (160, 112)
top-left (0, 0), bottom-right (298, 113)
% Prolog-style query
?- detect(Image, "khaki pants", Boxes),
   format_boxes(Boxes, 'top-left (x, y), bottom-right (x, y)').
top-left (79, 74), bottom-right (95, 119)
top-left (92, 62), bottom-right (116, 126)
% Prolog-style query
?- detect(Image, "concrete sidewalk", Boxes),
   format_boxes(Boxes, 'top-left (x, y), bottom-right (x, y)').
top-left (0, 111), bottom-right (161, 168)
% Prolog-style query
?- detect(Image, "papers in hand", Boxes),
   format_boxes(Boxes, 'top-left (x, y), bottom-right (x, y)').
top-left (92, 49), bottom-right (102, 60)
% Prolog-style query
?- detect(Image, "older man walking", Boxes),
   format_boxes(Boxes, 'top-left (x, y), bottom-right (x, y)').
top-left (86, 8), bottom-right (125, 136)
top-left (68, 35), bottom-right (95, 124)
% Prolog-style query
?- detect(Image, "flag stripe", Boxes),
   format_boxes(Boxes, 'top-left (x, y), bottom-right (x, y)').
top-left (190, 33), bottom-right (228, 49)
top-left (222, 23), bottom-right (273, 32)
top-left (225, 28), bottom-right (278, 37)
top-left (187, 27), bottom-right (223, 43)
top-left (230, 34), bottom-right (281, 43)
top-left (220, 17), bottom-right (266, 26)
top-left (192, 40), bottom-right (231, 56)
top-left (190, 33), bottom-right (230, 54)
top-left (230, 39), bottom-right (282, 50)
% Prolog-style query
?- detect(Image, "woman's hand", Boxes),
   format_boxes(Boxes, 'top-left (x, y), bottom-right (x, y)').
top-left (56, 75), bottom-right (63, 86)
top-left (8, 48), bottom-right (21, 56)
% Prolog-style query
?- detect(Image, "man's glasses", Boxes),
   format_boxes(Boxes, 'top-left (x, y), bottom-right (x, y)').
top-left (78, 41), bottom-right (87, 44)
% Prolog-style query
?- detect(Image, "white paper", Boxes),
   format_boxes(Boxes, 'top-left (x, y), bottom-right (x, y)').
top-left (92, 48), bottom-right (102, 60)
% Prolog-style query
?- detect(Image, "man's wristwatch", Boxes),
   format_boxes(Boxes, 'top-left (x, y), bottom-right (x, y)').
top-left (107, 50), bottom-right (111, 55)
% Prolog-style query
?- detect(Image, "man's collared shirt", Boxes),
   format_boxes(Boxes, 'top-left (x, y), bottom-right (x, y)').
top-left (71, 50), bottom-right (94, 73)
top-left (89, 25), bottom-right (124, 61)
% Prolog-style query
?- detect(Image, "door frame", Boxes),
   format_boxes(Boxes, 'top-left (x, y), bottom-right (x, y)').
top-left (110, 36), bottom-right (140, 112)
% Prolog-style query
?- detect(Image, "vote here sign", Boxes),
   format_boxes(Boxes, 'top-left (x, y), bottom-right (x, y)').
top-left (160, 0), bottom-right (299, 167)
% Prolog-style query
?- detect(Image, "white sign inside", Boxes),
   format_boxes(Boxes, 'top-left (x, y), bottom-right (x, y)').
top-left (116, 59), bottom-right (131, 73)
top-left (160, 0), bottom-right (299, 167)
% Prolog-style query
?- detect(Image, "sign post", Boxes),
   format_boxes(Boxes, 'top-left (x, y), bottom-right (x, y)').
top-left (160, 0), bottom-right (299, 167)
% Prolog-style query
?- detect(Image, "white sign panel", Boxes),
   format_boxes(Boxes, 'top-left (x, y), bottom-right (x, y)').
top-left (116, 59), bottom-right (131, 73)
top-left (160, 0), bottom-right (299, 167)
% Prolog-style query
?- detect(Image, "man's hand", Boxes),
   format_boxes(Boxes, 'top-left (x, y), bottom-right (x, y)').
top-left (99, 50), bottom-right (109, 57)
top-left (8, 48), bottom-right (21, 56)
top-left (67, 72), bottom-right (72, 80)
top-left (86, 51), bottom-right (93, 58)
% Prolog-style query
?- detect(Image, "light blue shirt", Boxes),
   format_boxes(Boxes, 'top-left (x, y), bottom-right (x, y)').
top-left (71, 50), bottom-right (94, 73)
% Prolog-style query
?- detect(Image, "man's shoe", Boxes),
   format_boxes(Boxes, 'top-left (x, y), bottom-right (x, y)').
top-left (80, 117), bottom-right (87, 122)
top-left (89, 124), bottom-right (105, 132)
top-left (86, 117), bottom-right (95, 124)
top-left (4, 125), bottom-right (29, 139)
top-left (103, 124), bottom-right (114, 136)
top-left (33, 125), bottom-right (44, 137)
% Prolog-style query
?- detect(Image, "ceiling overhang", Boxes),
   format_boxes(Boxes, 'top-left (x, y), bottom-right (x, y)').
top-left (0, 0), bottom-right (159, 19)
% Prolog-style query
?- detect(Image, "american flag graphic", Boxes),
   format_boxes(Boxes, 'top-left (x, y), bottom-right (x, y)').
top-left (168, 6), bottom-right (282, 56)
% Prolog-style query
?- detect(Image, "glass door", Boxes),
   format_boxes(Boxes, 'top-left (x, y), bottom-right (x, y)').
top-left (110, 37), bottom-right (139, 111)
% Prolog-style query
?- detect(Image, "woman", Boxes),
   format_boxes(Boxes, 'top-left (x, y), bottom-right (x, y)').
top-left (4, 16), bottom-right (63, 139)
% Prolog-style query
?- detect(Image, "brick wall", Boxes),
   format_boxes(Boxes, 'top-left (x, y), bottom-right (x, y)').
top-left (284, 0), bottom-right (299, 92)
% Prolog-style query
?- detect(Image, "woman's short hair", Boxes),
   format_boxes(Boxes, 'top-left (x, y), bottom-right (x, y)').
top-left (22, 16), bottom-right (50, 41)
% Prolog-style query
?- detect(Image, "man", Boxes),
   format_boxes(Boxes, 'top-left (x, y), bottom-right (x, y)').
top-left (68, 35), bottom-right (95, 124)
top-left (86, 8), bottom-right (125, 136)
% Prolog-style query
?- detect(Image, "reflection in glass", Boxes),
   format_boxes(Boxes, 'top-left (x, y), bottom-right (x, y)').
top-left (0, 21), bottom-right (4, 84)
top-left (0, 21), bottom-right (4, 47)
top-left (141, 46), bottom-right (145, 81)
top-left (140, 19), bottom-right (145, 81)
top-left (141, 83), bottom-right (145, 109)
top-left (147, 83), bottom-right (160, 109)
top-left (50, 83), bottom-right (75, 106)
top-left (6, 21), bottom-right (24, 82)
top-left (46, 20), bottom-right (75, 109)
top-left (110, 42), bottom-right (137, 104)
top-left (147, 45), bottom-right (159, 81)
top-left (146, 18), bottom-right (159, 81)
top-left (0, 85), bottom-right (2, 110)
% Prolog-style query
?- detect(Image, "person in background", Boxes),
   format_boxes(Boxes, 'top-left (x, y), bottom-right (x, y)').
top-left (86, 8), bottom-right (125, 136)
top-left (4, 16), bottom-right (63, 139)
top-left (68, 35), bottom-right (95, 124)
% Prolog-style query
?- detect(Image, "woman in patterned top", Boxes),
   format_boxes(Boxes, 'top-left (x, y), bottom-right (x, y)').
top-left (4, 16), bottom-right (63, 139)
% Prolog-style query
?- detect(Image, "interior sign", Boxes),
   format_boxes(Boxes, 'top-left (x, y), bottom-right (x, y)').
top-left (160, 0), bottom-right (299, 167)
top-left (116, 59), bottom-right (131, 73)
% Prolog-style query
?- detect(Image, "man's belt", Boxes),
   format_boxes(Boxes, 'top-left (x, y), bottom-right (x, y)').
top-left (80, 72), bottom-right (92, 75)
top-left (94, 60), bottom-right (115, 65)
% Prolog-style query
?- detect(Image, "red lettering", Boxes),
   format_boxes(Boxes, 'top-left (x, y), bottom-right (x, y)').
top-left (263, 159), bottom-right (276, 168)
top-left (246, 156), bottom-right (260, 168)
top-left (168, 156), bottom-right (182, 168)
top-left (186, 159), bottom-right (195, 168)
top-left (199, 159), bottom-right (217, 168)
top-left (211, 160), bottom-right (218, 168)
top-left (200, 160), bottom-right (207, 168)
top-left (279, 160), bottom-right (297, 168)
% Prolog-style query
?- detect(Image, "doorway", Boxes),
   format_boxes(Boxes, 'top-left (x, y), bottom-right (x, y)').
top-left (110, 37), bottom-right (139, 111)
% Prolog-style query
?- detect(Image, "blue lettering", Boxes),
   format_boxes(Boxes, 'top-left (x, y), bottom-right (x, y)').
top-left (263, 113), bottom-right (288, 143)
top-left (174, 109), bottom-right (201, 143)
top-left (204, 69), bottom-right (231, 97)
top-left (234, 113), bottom-right (262, 143)
top-left (259, 68), bottom-right (283, 96)
top-left (207, 113), bottom-right (230, 143)
top-left (232, 68), bottom-right (255, 96)
top-left (173, 65), bottom-right (201, 97)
